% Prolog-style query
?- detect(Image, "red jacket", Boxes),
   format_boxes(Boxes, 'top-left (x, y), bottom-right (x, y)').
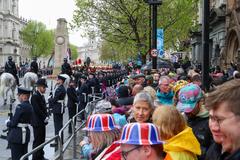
top-left (95, 143), bottom-right (121, 160)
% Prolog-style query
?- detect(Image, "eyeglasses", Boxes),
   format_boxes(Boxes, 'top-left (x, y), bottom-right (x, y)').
top-left (209, 115), bottom-right (237, 126)
top-left (160, 83), bottom-right (169, 86)
top-left (121, 146), bottom-right (141, 160)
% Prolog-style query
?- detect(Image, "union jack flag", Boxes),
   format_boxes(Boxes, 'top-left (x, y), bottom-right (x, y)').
top-left (116, 123), bottom-right (164, 145)
top-left (83, 114), bottom-right (119, 132)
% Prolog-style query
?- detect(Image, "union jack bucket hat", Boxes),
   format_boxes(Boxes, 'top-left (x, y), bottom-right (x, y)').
top-left (83, 114), bottom-right (119, 132)
top-left (116, 123), bottom-right (164, 145)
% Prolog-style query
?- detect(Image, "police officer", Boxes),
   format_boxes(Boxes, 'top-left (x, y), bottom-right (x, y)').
top-left (61, 58), bottom-right (72, 77)
top-left (49, 75), bottom-right (66, 147)
top-left (67, 80), bottom-right (78, 134)
top-left (6, 87), bottom-right (32, 160)
top-left (30, 57), bottom-right (39, 75)
top-left (77, 75), bottom-right (88, 120)
top-left (5, 56), bottom-right (19, 86)
top-left (31, 78), bottom-right (48, 160)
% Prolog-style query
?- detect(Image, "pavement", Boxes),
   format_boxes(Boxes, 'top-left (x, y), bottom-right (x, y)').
top-left (0, 78), bottom-right (84, 160)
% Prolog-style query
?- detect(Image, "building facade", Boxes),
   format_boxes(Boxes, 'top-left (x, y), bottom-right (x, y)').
top-left (77, 37), bottom-right (101, 65)
top-left (191, 0), bottom-right (240, 70)
top-left (223, 0), bottom-right (240, 68)
top-left (0, 0), bottom-right (28, 67)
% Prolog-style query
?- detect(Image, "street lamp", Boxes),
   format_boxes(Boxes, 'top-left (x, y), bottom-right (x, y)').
top-left (144, 0), bottom-right (162, 70)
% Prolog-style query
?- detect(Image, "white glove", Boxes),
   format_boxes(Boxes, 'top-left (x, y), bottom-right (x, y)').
top-left (44, 117), bottom-right (49, 123)
top-left (5, 119), bottom-right (10, 125)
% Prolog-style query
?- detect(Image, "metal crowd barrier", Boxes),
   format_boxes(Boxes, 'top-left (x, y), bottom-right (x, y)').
top-left (20, 93), bottom-right (103, 160)
top-left (20, 135), bottom-right (62, 160)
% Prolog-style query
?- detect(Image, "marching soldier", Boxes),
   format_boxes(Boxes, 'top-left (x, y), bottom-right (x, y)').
top-left (48, 75), bottom-right (66, 147)
top-left (61, 58), bottom-right (72, 77)
top-left (30, 57), bottom-right (39, 75)
top-left (6, 87), bottom-right (32, 160)
top-left (31, 78), bottom-right (48, 160)
top-left (5, 56), bottom-right (19, 86)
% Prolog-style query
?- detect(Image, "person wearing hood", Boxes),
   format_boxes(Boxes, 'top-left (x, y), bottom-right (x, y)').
top-left (153, 106), bottom-right (201, 160)
top-left (176, 83), bottom-right (212, 160)
top-left (156, 76), bottom-right (174, 106)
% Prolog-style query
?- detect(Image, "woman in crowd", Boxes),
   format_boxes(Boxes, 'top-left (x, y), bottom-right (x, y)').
top-left (80, 114), bottom-right (121, 159)
top-left (152, 106), bottom-right (201, 160)
top-left (130, 91), bottom-right (155, 123)
top-left (96, 91), bottom-right (156, 159)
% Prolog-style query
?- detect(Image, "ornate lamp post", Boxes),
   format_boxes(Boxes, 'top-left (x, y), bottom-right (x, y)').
top-left (144, 0), bottom-right (162, 69)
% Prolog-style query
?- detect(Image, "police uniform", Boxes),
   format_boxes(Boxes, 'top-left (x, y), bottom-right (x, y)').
top-left (49, 75), bottom-right (66, 145)
top-left (31, 79), bottom-right (48, 160)
top-left (30, 59), bottom-right (39, 74)
top-left (61, 59), bottom-right (72, 77)
top-left (5, 56), bottom-right (19, 85)
top-left (67, 81), bottom-right (78, 133)
top-left (6, 87), bottom-right (32, 160)
top-left (77, 75), bottom-right (89, 119)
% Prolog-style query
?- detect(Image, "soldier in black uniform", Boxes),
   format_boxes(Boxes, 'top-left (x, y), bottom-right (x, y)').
top-left (77, 75), bottom-right (89, 120)
top-left (30, 57), bottom-right (39, 75)
top-left (48, 75), bottom-right (66, 147)
top-left (61, 58), bottom-right (72, 77)
top-left (67, 80), bottom-right (78, 134)
top-left (6, 87), bottom-right (32, 160)
top-left (5, 56), bottom-right (19, 86)
top-left (31, 78), bottom-right (48, 160)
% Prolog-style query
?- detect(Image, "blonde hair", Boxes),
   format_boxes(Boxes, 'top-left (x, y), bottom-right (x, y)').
top-left (89, 129), bottom-right (120, 153)
top-left (152, 106), bottom-right (186, 140)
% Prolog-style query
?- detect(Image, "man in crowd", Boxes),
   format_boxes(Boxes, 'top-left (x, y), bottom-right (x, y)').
top-left (156, 76), bottom-right (174, 105)
top-left (177, 83), bottom-right (212, 160)
top-left (117, 123), bottom-right (164, 160)
top-left (205, 79), bottom-right (240, 160)
top-left (31, 78), bottom-right (48, 160)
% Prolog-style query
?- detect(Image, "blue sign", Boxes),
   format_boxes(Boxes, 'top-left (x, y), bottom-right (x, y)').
top-left (157, 29), bottom-right (164, 57)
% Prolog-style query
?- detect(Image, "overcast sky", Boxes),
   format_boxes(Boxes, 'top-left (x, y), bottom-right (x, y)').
top-left (19, 0), bottom-right (88, 47)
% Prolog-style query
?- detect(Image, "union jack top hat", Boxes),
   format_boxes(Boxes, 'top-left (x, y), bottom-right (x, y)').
top-left (116, 123), bottom-right (164, 145)
top-left (83, 114), bottom-right (119, 132)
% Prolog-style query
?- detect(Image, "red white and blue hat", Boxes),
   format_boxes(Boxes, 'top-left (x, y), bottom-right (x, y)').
top-left (83, 114), bottom-right (119, 132)
top-left (116, 123), bottom-right (164, 145)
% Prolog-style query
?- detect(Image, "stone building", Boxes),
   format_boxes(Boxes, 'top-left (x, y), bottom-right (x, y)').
top-left (223, 0), bottom-right (240, 68)
top-left (191, 0), bottom-right (240, 70)
top-left (77, 37), bottom-right (101, 65)
top-left (0, 0), bottom-right (28, 67)
top-left (191, 0), bottom-right (226, 67)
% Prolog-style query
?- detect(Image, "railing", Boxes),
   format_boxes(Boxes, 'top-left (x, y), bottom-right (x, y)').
top-left (20, 135), bottom-right (62, 160)
top-left (20, 93), bottom-right (103, 160)
top-left (72, 110), bottom-right (86, 159)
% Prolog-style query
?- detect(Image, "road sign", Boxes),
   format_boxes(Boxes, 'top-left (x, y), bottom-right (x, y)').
top-left (150, 49), bottom-right (158, 57)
